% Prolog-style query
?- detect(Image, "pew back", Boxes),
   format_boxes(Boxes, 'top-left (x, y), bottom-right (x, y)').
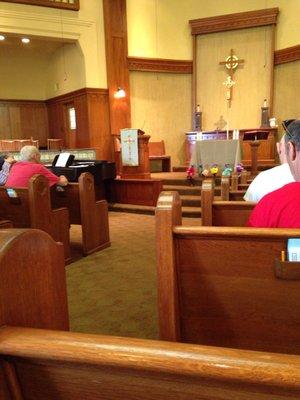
top-left (202, 179), bottom-right (255, 226)
top-left (0, 229), bottom-right (69, 330)
top-left (0, 175), bottom-right (71, 261)
top-left (0, 228), bottom-right (299, 400)
top-left (1, 326), bottom-right (300, 400)
top-left (156, 191), bottom-right (300, 354)
top-left (51, 172), bottom-right (110, 255)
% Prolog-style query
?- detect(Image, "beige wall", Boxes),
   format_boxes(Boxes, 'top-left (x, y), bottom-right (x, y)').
top-left (274, 60), bottom-right (300, 138)
top-left (130, 71), bottom-right (192, 166)
top-left (196, 26), bottom-right (273, 130)
top-left (45, 43), bottom-right (86, 99)
top-left (127, 0), bottom-right (300, 59)
top-left (0, 46), bottom-right (48, 99)
top-left (0, 0), bottom-right (107, 90)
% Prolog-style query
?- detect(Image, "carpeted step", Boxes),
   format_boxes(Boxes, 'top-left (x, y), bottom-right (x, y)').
top-left (180, 195), bottom-right (201, 207)
top-left (109, 203), bottom-right (155, 215)
top-left (163, 184), bottom-right (201, 196)
top-left (161, 178), bottom-right (202, 186)
top-left (182, 206), bottom-right (201, 218)
top-left (108, 202), bottom-right (201, 218)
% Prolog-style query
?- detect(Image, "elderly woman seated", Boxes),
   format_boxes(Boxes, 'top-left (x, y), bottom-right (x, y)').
top-left (5, 145), bottom-right (68, 188)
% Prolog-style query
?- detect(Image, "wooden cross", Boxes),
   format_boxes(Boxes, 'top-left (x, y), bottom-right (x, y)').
top-left (123, 135), bottom-right (136, 161)
top-left (219, 49), bottom-right (244, 106)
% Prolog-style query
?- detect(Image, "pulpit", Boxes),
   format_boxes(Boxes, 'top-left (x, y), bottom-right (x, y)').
top-left (120, 129), bottom-right (151, 179)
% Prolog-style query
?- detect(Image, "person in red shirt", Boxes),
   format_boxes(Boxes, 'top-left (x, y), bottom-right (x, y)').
top-left (5, 145), bottom-right (68, 188)
top-left (248, 119), bottom-right (300, 228)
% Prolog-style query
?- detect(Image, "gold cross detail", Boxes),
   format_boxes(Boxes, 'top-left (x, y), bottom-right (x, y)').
top-left (219, 49), bottom-right (244, 106)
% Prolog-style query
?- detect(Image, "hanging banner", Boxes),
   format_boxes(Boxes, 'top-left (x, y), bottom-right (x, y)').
top-left (120, 129), bottom-right (139, 166)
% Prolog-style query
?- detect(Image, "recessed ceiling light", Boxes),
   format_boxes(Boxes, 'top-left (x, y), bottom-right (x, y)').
top-left (0, 35), bottom-right (5, 41)
top-left (22, 37), bottom-right (30, 44)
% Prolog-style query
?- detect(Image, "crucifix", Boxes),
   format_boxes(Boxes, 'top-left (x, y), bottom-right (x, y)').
top-left (219, 49), bottom-right (244, 107)
top-left (123, 135), bottom-right (135, 162)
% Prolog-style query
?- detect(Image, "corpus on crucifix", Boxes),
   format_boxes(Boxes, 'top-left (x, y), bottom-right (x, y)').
top-left (219, 49), bottom-right (244, 107)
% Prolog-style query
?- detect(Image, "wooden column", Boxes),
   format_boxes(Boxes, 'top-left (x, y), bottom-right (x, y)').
top-left (120, 133), bottom-right (151, 179)
top-left (250, 141), bottom-right (261, 176)
top-left (103, 0), bottom-right (131, 136)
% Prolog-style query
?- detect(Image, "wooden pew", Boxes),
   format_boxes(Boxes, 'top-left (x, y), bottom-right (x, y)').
top-left (1, 326), bottom-right (300, 400)
top-left (0, 174), bottom-right (71, 262)
top-left (156, 191), bottom-right (300, 355)
top-left (202, 179), bottom-right (255, 226)
top-left (149, 140), bottom-right (171, 172)
top-left (221, 175), bottom-right (247, 201)
top-left (0, 229), bottom-right (299, 400)
top-left (51, 172), bottom-right (110, 255)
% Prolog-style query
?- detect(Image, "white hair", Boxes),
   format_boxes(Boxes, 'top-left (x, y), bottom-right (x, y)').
top-left (20, 146), bottom-right (41, 162)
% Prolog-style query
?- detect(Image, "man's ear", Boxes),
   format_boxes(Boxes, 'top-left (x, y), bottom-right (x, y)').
top-left (288, 141), bottom-right (297, 161)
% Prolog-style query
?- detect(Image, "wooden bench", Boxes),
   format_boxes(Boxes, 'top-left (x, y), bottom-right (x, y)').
top-left (156, 191), bottom-right (300, 354)
top-left (202, 179), bottom-right (255, 226)
top-left (51, 172), bottom-right (110, 255)
top-left (220, 175), bottom-right (247, 201)
top-left (149, 140), bottom-right (171, 172)
top-left (0, 229), bottom-right (299, 400)
top-left (0, 174), bottom-right (71, 262)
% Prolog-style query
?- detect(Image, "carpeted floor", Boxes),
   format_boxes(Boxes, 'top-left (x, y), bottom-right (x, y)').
top-left (66, 212), bottom-right (200, 339)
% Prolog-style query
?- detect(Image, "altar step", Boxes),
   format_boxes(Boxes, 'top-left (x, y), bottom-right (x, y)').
top-left (163, 184), bottom-right (221, 196)
top-left (109, 203), bottom-right (201, 217)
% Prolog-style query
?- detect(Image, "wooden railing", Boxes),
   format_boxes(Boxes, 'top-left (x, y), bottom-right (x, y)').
top-left (1, 0), bottom-right (79, 11)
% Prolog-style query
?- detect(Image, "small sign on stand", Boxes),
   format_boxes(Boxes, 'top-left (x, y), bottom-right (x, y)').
top-left (120, 129), bottom-right (139, 166)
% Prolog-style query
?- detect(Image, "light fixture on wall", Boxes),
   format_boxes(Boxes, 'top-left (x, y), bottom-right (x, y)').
top-left (0, 35), bottom-right (5, 41)
top-left (21, 37), bottom-right (30, 44)
top-left (114, 87), bottom-right (126, 99)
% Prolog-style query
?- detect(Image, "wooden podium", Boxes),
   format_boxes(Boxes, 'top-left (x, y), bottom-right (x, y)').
top-left (120, 130), bottom-right (151, 179)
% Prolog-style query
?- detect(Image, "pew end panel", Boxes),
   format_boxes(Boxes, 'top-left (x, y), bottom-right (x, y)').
top-left (1, 326), bottom-right (300, 400)
top-left (0, 229), bottom-right (69, 331)
top-left (155, 191), bottom-right (182, 341)
top-left (51, 173), bottom-right (110, 256)
top-left (79, 173), bottom-right (110, 255)
top-left (28, 175), bottom-right (71, 263)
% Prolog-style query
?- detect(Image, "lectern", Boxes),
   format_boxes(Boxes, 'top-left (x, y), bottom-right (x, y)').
top-left (120, 129), bottom-right (151, 179)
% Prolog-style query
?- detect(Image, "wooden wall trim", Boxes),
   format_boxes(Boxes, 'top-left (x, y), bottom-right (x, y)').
top-left (128, 57), bottom-right (192, 74)
top-left (189, 8), bottom-right (279, 35)
top-left (274, 45), bottom-right (300, 65)
top-left (0, 0), bottom-right (79, 11)
top-left (103, 0), bottom-right (131, 136)
top-left (46, 88), bottom-right (108, 104)
top-left (0, 99), bottom-right (46, 105)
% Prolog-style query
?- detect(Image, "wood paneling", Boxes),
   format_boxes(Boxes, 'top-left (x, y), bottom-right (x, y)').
top-left (189, 8), bottom-right (279, 35)
top-left (103, 0), bottom-right (131, 136)
top-left (110, 179), bottom-right (163, 206)
top-left (0, 0), bottom-right (79, 10)
top-left (0, 100), bottom-right (48, 146)
top-left (46, 88), bottom-right (112, 160)
top-left (274, 45), bottom-right (300, 65)
top-left (128, 57), bottom-right (192, 74)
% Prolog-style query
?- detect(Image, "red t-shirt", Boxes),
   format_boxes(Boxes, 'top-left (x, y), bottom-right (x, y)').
top-left (247, 182), bottom-right (300, 228)
top-left (5, 161), bottom-right (59, 188)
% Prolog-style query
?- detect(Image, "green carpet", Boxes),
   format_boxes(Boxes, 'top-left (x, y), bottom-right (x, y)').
top-left (66, 212), bottom-right (200, 339)
top-left (66, 212), bottom-right (158, 339)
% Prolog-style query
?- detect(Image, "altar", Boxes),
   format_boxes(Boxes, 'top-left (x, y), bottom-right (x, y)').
top-left (186, 127), bottom-right (277, 166)
top-left (190, 138), bottom-right (241, 168)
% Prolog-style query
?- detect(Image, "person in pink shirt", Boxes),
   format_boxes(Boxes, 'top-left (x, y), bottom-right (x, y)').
top-left (5, 145), bottom-right (68, 188)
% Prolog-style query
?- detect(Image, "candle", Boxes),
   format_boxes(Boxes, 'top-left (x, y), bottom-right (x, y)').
top-left (263, 99), bottom-right (267, 108)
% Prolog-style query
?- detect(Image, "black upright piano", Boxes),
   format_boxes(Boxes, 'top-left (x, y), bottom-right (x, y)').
top-left (49, 157), bottom-right (116, 200)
